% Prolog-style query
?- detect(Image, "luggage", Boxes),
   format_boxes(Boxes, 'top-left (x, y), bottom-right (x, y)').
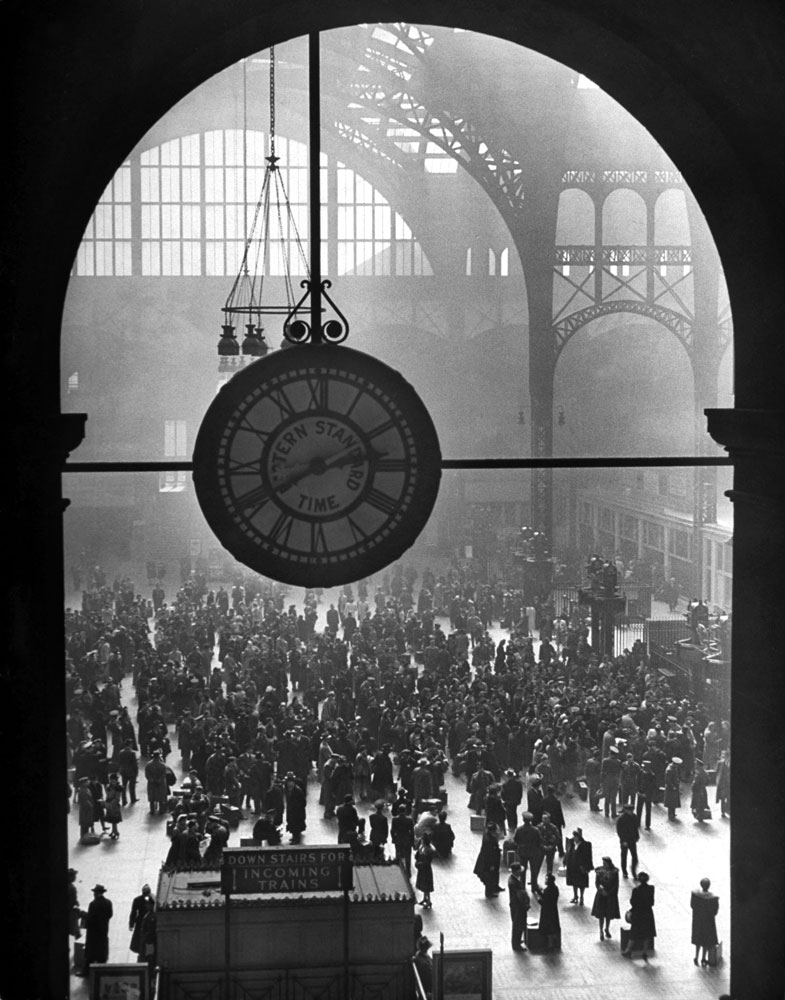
top-left (221, 805), bottom-right (242, 829)
top-left (576, 780), bottom-right (588, 802)
top-left (80, 832), bottom-right (101, 845)
top-left (72, 941), bottom-right (85, 975)
top-left (502, 839), bottom-right (516, 868)
top-left (470, 814), bottom-right (486, 832)
top-left (708, 941), bottom-right (723, 966)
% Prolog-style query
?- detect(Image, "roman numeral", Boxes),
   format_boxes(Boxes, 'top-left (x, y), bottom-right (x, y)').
top-left (229, 458), bottom-right (262, 476)
top-left (347, 516), bottom-right (367, 543)
top-left (269, 388), bottom-right (295, 419)
top-left (343, 387), bottom-right (364, 419)
top-left (310, 521), bottom-right (328, 553)
top-left (367, 418), bottom-right (396, 440)
top-left (375, 458), bottom-right (407, 473)
top-left (269, 511), bottom-right (294, 547)
top-left (365, 488), bottom-right (398, 516)
top-left (237, 419), bottom-right (270, 443)
top-left (238, 484), bottom-right (273, 518)
top-left (305, 377), bottom-right (329, 411)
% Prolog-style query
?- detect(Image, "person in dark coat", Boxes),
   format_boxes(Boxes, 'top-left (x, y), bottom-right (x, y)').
top-left (336, 793), bottom-right (360, 846)
top-left (540, 785), bottom-right (565, 852)
top-left (414, 832), bottom-right (436, 908)
top-left (369, 799), bottom-right (389, 861)
top-left (128, 883), bottom-right (153, 955)
top-left (664, 756), bottom-right (682, 820)
top-left (526, 775), bottom-right (545, 824)
top-left (601, 747), bottom-right (622, 818)
top-left (252, 812), bottom-right (282, 845)
top-left (145, 749), bottom-right (169, 815)
top-left (391, 803), bottom-right (415, 876)
top-left (690, 877), bottom-right (719, 966)
top-left (565, 827), bottom-right (593, 904)
top-left (474, 821), bottom-right (504, 897)
top-left (484, 785), bottom-right (507, 833)
top-left (616, 803), bottom-right (640, 878)
top-left (500, 769), bottom-right (524, 832)
top-left (636, 758), bottom-right (657, 830)
top-left (117, 738), bottom-right (139, 805)
top-left (507, 861), bottom-right (530, 950)
top-left (536, 872), bottom-right (561, 950)
top-left (622, 871), bottom-right (656, 959)
top-left (431, 811), bottom-right (455, 858)
top-left (82, 884), bottom-right (113, 976)
top-left (284, 776), bottom-right (307, 844)
top-left (513, 812), bottom-right (543, 892)
top-left (591, 856), bottom-right (621, 939)
top-left (690, 760), bottom-right (711, 822)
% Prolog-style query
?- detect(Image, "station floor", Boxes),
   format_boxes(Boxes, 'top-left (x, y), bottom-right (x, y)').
top-left (67, 587), bottom-right (730, 1000)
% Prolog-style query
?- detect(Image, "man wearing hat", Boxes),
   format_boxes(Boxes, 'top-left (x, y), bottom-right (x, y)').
top-left (616, 803), bottom-right (640, 878)
top-left (526, 774), bottom-right (545, 824)
top-left (507, 862), bottom-right (530, 951)
top-left (620, 752), bottom-right (641, 806)
top-left (636, 759), bottom-right (657, 830)
top-left (82, 884), bottom-right (113, 977)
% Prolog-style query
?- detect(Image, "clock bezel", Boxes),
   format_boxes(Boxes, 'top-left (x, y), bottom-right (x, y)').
top-left (192, 343), bottom-right (442, 587)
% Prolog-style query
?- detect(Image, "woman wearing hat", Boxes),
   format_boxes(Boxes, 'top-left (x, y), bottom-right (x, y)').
top-left (591, 856), bottom-right (621, 940)
top-left (622, 871), bottom-right (656, 959)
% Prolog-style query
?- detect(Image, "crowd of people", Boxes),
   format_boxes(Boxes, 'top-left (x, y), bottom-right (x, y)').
top-left (65, 555), bottom-right (729, 989)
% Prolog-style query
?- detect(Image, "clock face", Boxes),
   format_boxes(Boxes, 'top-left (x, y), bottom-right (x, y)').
top-left (192, 344), bottom-right (442, 587)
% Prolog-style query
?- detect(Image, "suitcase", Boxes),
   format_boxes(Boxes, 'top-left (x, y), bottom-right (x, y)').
top-left (72, 941), bottom-right (85, 975)
top-left (221, 805), bottom-right (242, 829)
top-left (470, 814), bottom-right (486, 832)
top-left (502, 839), bottom-right (516, 868)
top-left (708, 941), bottom-right (723, 966)
top-left (576, 780), bottom-right (588, 802)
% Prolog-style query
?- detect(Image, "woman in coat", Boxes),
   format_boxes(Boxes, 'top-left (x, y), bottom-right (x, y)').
top-left (690, 761), bottom-right (710, 822)
top-left (565, 828), bottom-right (593, 905)
top-left (414, 831), bottom-right (436, 909)
top-left (473, 821), bottom-right (503, 898)
top-left (591, 856), bottom-right (621, 940)
top-left (622, 871), bottom-right (656, 959)
top-left (690, 877), bottom-right (719, 966)
top-left (536, 873), bottom-right (561, 950)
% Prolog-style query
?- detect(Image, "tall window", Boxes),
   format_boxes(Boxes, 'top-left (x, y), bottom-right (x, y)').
top-left (73, 162), bottom-right (132, 276)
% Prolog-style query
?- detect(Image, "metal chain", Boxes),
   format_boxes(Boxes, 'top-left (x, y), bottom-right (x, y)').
top-left (269, 46), bottom-right (276, 160)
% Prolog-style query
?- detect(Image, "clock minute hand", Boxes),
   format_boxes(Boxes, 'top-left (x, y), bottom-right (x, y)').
top-left (322, 445), bottom-right (386, 472)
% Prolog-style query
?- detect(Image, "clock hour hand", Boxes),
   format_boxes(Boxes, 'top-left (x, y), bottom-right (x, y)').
top-left (321, 445), bottom-right (386, 472)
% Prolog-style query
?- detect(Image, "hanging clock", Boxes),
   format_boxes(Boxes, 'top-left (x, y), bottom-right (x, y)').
top-left (192, 344), bottom-right (442, 587)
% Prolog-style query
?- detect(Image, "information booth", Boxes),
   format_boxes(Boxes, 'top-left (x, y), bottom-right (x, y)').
top-left (154, 847), bottom-right (416, 1000)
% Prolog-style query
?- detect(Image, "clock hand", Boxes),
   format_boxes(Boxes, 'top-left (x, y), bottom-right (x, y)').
top-left (274, 447), bottom-right (387, 491)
